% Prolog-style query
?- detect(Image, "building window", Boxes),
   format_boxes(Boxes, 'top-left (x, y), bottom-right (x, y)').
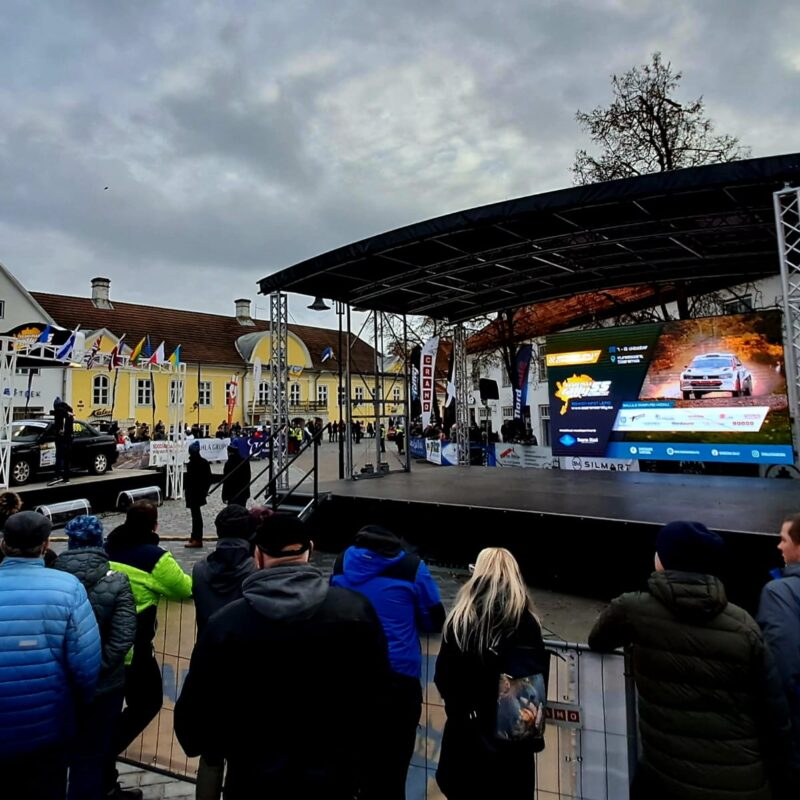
top-left (338, 385), bottom-right (345, 406)
top-left (93, 374), bottom-right (110, 406)
top-left (290, 383), bottom-right (301, 405)
top-left (257, 382), bottom-right (270, 405)
top-left (502, 406), bottom-right (514, 418)
top-left (392, 386), bottom-right (401, 402)
top-left (478, 407), bottom-right (491, 419)
top-left (198, 423), bottom-right (210, 437)
top-left (0, 300), bottom-right (5, 318)
top-left (723, 294), bottom-right (754, 315)
top-left (539, 404), bottom-right (551, 448)
top-left (502, 367), bottom-right (511, 388)
top-left (136, 378), bottom-right (152, 407)
top-left (317, 384), bottom-right (328, 405)
top-left (169, 379), bottom-right (184, 405)
top-left (15, 367), bottom-right (40, 376)
top-left (198, 381), bottom-right (212, 407)
top-left (536, 345), bottom-right (547, 382)
top-left (354, 386), bottom-right (365, 403)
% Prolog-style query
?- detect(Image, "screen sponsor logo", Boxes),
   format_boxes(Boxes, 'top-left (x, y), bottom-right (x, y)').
top-left (555, 374), bottom-right (612, 414)
top-left (546, 350), bottom-right (601, 368)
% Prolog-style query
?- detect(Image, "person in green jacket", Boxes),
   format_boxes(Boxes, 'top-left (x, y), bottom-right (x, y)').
top-left (104, 500), bottom-right (192, 800)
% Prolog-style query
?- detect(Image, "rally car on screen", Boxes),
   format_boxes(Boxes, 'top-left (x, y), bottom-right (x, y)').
top-left (680, 353), bottom-right (753, 399)
top-left (10, 418), bottom-right (118, 486)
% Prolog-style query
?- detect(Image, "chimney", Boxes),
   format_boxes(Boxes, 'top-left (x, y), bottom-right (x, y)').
top-left (235, 298), bottom-right (254, 326)
top-left (91, 277), bottom-right (113, 309)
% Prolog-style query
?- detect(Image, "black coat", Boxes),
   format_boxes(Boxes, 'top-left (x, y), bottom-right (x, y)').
top-left (53, 400), bottom-right (74, 440)
top-left (221, 451), bottom-right (250, 506)
top-left (434, 611), bottom-right (546, 800)
top-left (184, 453), bottom-right (212, 509)
top-left (175, 564), bottom-right (391, 799)
top-left (589, 571), bottom-right (793, 800)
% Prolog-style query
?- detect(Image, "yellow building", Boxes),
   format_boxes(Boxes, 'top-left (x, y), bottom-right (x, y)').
top-left (32, 278), bottom-right (405, 433)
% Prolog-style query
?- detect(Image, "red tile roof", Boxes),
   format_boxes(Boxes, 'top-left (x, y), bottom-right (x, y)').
top-left (32, 292), bottom-right (378, 372)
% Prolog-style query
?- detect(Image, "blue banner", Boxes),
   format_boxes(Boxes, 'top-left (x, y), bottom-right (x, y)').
top-left (606, 441), bottom-right (793, 465)
top-left (513, 344), bottom-right (533, 421)
top-left (409, 436), bottom-right (427, 458)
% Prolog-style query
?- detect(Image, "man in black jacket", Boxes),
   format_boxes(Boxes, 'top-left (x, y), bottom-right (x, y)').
top-left (175, 514), bottom-right (391, 800)
top-left (49, 396), bottom-right (74, 485)
top-left (589, 521), bottom-right (793, 800)
top-left (184, 441), bottom-right (213, 548)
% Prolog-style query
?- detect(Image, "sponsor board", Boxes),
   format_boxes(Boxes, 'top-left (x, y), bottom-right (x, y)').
top-left (495, 444), bottom-right (557, 469)
top-left (561, 456), bottom-right (639, 472)
top-left (613, 406), bottom-right (769, 433)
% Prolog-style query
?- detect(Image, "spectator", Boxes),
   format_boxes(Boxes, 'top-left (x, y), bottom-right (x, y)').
top-left (0, 511), bottom-right (101, 799)
top-left (589, 521), bottom-right (792, 800)
top-left (332, 524), bottom-right (444, 799)
top-left (48, 395), bottom-right (74, 484)
top-left (434, 547), bottom-right (546, 800)
top-left (175, 514), bottom-right (391, 799)
top-left (190, 505), bottom-right (258, 800)
top-left (104, 501), bottom-right (193, 798)
top-left (221, 444), bottom-right (251, 507)
top-left (0, 490), bottom-right (22, 529)
top-left (757, 513), bottom-right (800, 783)
top-left (55, 515), bottom-right (138, 800)
top-left (185, 440), bottom-right (213, 548)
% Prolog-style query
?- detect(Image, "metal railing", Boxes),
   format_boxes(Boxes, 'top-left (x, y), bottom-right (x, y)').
top-left (126, 600), bottom-right (635, 799)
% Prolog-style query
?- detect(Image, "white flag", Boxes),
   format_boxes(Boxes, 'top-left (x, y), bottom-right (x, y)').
top-left (252, 357), bottom-right (262, 402)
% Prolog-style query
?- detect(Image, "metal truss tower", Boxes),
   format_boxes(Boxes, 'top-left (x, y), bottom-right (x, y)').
top-left (269, 292), bottom-right (290, 489)
top-left (453, 323), bottom-right (470, 466)
top-left (775, 186), bottom-right (800, 462)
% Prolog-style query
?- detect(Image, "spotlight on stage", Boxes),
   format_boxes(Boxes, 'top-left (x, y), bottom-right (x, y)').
top-left (116, 486), bottom-right (163, 511)
top-left (35, 499), bottom-right (92, 528)
top-left (307, 296), bottom-right (330, 311)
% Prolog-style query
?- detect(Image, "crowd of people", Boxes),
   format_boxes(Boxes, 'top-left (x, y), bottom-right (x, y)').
top-left (1, 481), bottom-right (799, 798)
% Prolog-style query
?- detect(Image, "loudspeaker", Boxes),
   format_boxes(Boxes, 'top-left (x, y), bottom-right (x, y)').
top-left (479, 378), bottom-right (499, 401)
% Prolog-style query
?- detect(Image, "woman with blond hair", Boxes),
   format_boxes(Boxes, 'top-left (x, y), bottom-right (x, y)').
top-left (434, 547), bottom-right (547, 799)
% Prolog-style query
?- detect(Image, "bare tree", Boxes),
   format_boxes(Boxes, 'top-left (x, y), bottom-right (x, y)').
top-left (573, 52), bottom-right (749, 184)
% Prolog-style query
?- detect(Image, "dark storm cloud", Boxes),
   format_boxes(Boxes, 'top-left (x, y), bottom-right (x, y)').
top-left (0, 0), bottom-right (798, 325)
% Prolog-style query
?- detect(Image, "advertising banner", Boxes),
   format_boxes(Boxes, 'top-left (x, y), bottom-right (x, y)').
top-left (409, 436), bottom-right (427, 458)
top-left (561, 456), bottom-right (639, 472)
top-left (513, 344), bottom-right (533, 421)
top-left (546, 311), bottom-right (793, 465)
top-left (410, 345), bottom-right (422, 419)
top-left (420, 336), bottom-right (439, 429)
top-left (425, 438), bottom-right (442, 465)
top-left (494, 444), bottom-right (557, 469)
top-left (116, 437), bottom-right (232, 469)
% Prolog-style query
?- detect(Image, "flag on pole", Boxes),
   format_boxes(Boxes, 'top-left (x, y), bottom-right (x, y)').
top-left (321, 346), bottom-right (334, 363)
top-left (167, 345), bottom-right (181, 366)
top-left (144, 335), bottom-right (153, 359)
top-left (147, 341), bottom-right (165, 366)
top-left (56, 328), bottom-right (79, 361)
top-left (85, 335), bottom-right (102, 368)
top-left (109, 334), bottom-right (126, 370)
top-left (36, 324), bottom-right (52, 344)
top-left (129, 336), bottom-right (146, 365)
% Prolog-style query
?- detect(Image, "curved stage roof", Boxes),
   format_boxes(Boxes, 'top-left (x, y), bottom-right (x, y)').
top-left (259, 153), bottom-right (800, 322)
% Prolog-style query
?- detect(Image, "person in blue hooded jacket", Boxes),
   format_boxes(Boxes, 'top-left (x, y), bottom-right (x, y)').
top-left (0, 511), bottom-right (101, 799)
top-left (332, 524), bottom-right (445, 800)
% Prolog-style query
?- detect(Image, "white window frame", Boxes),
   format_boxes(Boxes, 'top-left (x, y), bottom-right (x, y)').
top-left (290, 383), bottom-right (301, 405)
top-left (169, 379), bottom-right (184, 406)
top-left (502, 406), bottom-right (514, 418)
top-left (93, 374), bottom-right (110, 406)
top-left (136, 378), bottom-right (152, 407)
top-left (723, 294), bottom-right (754, 315)
top-left (354, 386), bottom-right (365, 402)
top-left (258, 381), bottom-right (270, 405)
top-left (317, 384), bottom-right (328, 405)
top-left (198, 381), bottom-right (212, 407)
top-left (392, 386), bottom-right (401, 402)
top-left (539, 404), bottom-right (551, 448)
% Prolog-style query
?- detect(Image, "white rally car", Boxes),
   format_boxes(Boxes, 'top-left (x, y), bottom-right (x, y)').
top-left (680, 353), bottom-right (753, 399)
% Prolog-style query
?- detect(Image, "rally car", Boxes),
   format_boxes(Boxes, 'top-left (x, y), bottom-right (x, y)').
top-left (679, 353), bottom-right (753, 399)
top-left (10, 418), bottom-right (119, 485)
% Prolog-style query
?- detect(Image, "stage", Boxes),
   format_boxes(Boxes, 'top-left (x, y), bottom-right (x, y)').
top-left (312, 466), bottom-right (794, 609)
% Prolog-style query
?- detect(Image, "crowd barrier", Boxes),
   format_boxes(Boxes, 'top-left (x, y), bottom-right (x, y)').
top-left (124, 599), bottom-right (635, 798)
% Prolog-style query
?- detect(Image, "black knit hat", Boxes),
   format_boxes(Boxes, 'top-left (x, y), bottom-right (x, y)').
top-left (214, 504), bottom-right (255, 540)
top-left (253, 514), bottom-right (310, 558)
top-left (354, 524), bottom-right (403, 557)
top-left (656, 521), bottom-right (724, 575)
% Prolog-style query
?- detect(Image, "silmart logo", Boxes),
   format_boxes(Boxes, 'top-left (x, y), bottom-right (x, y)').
top-left (555, 374), bottom-right (612, 414)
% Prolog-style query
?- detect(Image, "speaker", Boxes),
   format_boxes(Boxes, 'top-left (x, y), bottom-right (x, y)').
top-left (479, 378), bottom-right (499, 401)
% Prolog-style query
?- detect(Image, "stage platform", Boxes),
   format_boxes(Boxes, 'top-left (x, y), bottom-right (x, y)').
top-left (15, 469), bottom-right (166, 517)
top-left (312, 466), bottom-right (794, 610)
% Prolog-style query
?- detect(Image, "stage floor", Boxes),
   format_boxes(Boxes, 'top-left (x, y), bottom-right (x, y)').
top-left (319, 465), bottom-right (796, 536)
top-left (15, 468), bottom-right (155, 497)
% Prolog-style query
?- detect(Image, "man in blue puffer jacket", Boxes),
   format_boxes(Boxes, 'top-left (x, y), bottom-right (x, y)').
top-left (332, 524), bottom-right (445, 800)
top-left (0, 510), bottom-right (101, 799)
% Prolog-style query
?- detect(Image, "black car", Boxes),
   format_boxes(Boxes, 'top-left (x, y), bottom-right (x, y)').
top-left (10, 418), bottom-right (119, 486)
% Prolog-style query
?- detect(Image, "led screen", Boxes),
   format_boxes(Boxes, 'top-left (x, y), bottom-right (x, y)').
top-left (546, 310), bottom-right (793, 465)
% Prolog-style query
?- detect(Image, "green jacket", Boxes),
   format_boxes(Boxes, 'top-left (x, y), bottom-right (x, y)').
top-left (589, 571), bottom-right (792, 800)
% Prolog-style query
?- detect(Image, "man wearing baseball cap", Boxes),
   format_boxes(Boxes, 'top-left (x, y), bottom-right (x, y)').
top-left (0, 511), bottom-right (101, 799)
top-left (589, 521), bottom-right (792, 799)
top-left (176, 513), bottom-right (391, 799)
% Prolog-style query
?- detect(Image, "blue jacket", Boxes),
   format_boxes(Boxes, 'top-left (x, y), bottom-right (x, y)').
top-left (757, 563), bottom-right (800, 770)
top-left (0, 557), bottom-right (101, 757)
top-left (332, 547), bottom-right (444, 679)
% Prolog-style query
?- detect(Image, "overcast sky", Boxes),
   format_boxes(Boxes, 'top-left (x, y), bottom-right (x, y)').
top-left (2, 0), bottom-right (798, 329)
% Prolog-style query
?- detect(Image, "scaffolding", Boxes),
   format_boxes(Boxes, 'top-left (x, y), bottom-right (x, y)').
top-left (775, 185), bottom-right (800, 462)
top-left (453, 323), bottom-right (470, 466)
top-left (269, 292), bottom-right (290, 490)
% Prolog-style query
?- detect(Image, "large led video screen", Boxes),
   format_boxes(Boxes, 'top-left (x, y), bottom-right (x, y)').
top-left (546, 310), bottom-right (793, 465)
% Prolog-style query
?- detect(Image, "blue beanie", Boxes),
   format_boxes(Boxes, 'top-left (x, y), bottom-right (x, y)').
top-left (656, 521), bottom-right (724, 575)
top-left (188, 440), bottom-right (201, 454)
top-left (64, 515), bottom-right (104, 548)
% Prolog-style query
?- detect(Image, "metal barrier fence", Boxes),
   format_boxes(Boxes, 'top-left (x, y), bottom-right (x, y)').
top-left (126, 600), bottom-right (635, 799)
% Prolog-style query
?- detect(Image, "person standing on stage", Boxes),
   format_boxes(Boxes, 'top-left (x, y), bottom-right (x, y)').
top-left (589, 521), bottom-right (793, 800)
top-left (49, 396), bottom-right (74, 485)
top-left (757, 513), bottom-right (800, 784)
top-left (184, 440), bottom-right (212, 548)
